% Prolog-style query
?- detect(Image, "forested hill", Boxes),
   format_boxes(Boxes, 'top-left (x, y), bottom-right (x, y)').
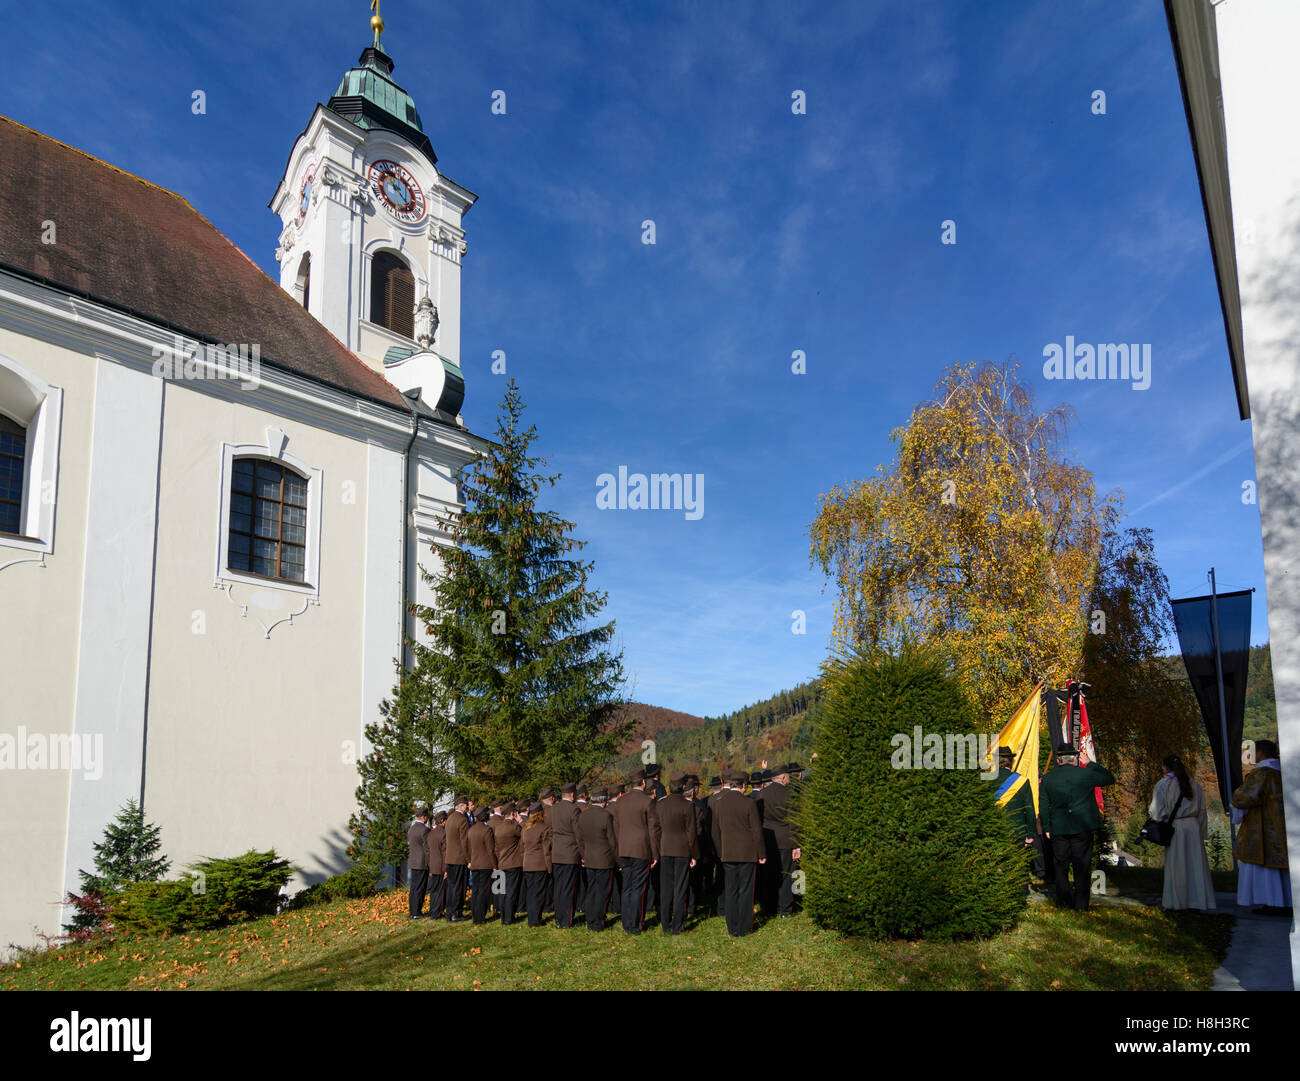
top-left (607, 679), bottom-right (824, 781)
top-left (613, 702), bottom-right (709, 753)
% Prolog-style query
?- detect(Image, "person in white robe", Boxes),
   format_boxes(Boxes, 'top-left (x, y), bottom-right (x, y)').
top-left (1149, 754), bottom-right (1216, 911)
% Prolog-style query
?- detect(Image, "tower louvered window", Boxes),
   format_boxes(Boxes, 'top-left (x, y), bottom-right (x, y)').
top-left (371, 251), bottom-right (415, 339)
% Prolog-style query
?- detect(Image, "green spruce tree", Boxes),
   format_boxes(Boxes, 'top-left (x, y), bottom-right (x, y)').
top-left (794, 647), bottom-right (1028, 939)
top-left (63, 799), bottom-right (170, 939)
top-left (351, 380), bottom-right (628, 866)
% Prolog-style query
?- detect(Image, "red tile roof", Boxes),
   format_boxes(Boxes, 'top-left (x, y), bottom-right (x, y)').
top-left (0, 114), bottom-right (410, 411)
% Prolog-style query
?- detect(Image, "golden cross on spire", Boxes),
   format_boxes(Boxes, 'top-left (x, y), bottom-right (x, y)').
top-left (370, 0), bottom-right (385, 48)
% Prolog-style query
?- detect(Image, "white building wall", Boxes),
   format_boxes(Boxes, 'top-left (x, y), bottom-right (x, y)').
top-left (1213, 0), bottom-right (1300, 978)
top-left (0, 275), bottom-right (482, 953)
top-left (0, 325), bottom-right (92, 956)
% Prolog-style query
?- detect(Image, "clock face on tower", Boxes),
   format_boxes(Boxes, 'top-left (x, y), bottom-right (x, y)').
top-left (296, 162), bottom-right (317, 227)
top-left (368, 159), bottom-right (426, 224)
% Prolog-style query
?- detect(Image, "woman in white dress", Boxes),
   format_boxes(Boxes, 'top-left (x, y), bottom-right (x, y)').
top-left (1149, 754), bottom-right (1216, 911)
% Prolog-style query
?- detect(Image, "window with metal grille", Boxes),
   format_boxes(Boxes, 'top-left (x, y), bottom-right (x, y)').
top-left (370, 251), bottom-right (415, 338)
top-left (227, 458), bottom-right (308, 582)
top-left (0, 413), bottom-right (25, 536)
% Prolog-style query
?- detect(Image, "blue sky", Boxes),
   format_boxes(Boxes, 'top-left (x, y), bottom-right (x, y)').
top-left (4, 0), bottom-right (1268, 717)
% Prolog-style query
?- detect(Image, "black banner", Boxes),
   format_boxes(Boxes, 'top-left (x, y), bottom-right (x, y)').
top-left (1170, 589), bottom-right (1251, 807)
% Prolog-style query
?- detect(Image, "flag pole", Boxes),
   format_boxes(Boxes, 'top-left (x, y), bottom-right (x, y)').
top-left (1209, 567), bottom-right (1238, 872)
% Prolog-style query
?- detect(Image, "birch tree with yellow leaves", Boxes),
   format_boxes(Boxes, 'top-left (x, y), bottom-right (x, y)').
top-left (809, 362), bottom-right (1119, 725)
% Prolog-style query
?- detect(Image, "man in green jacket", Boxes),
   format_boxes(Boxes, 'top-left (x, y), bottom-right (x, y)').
top-left (1039, 745), bottom-right (1116, 910)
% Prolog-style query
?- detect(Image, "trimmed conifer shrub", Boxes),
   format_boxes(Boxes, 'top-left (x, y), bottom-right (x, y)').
top-left (794, 647), bottom-right (1028, 938)
top-left (285, 864), bottom-right (382, 910)
top-left (109, 850), bottom-right (293, 936)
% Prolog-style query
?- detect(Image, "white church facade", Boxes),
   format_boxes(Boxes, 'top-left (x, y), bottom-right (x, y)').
top-left (0, 23), bottom-right (483, 953)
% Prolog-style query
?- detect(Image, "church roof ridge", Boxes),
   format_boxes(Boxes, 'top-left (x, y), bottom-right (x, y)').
top-left (0, 113), bottom-right (413, 413)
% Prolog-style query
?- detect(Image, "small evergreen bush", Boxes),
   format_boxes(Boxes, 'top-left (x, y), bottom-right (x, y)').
top-left (108, 850), bottom-right (294, 936)
top-left (62, 799), bottom-right (171, 941)
top-left (794, 647), bottom-right (1028, 939)
top-left (285, 864), bottom-right (383, 910)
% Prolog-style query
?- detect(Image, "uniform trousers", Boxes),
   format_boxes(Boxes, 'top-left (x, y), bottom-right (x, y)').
top-left (620, 857), bottom-right (650, 933)
top-left (427, 871), bottom-right (446, 919)
top-left (646, 862), bottom-right (658, 919)
top-left (525, 870), bottom-right (549, 927)
top-left (660, 855), bottom-right (691, 934)
top-left (759, 839), bottom-right (781, 915)
top-left (610, 866), bottom-right (622, 915)
top-left (1050, 831), bottom-right (1094, 910)
top-left (408, 867), bottom-right (429, 918)
top-left (722, 861), bottom-right (757, 937)
top-left (777, 849), bottom-right (797, 916)
top-left (470, 868), bottom-right (493, 923)
top-left (553, 863), bottom-right (581, 927)
top-left (444, 864), bottom-right (467, 920)
top-left (497, 867), bottom-right (522, 925)
top-left (584, 867), bottom-right (614, 930)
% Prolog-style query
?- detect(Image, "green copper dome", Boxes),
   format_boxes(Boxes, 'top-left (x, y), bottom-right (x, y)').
top-left (327, 45), bottom-right (436, 164)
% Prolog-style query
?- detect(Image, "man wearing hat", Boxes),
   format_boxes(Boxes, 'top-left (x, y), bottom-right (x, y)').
top-left (539, 786), bottom-right (558, 912)
top-left (993, 746), bottom-right (1039, 886)
top-left (658, 772), bottom-right (700, 934)
top-left (425, 810), bottom-right (448, 919)
top-left (578, 787), bottom-right (620, 930)
top-left (606, 782), bottom-right (625, 915)
top-left (610, 769), bottom-right (661, 933)
top-left (407, 805), bottom-right (432, 919)
top-left (687, 774), bottom-right (714, 919)
top-left (574, 784), bottom-right (590, 918)
top-left (550, 783), bottom-right (584, 927)
top-left (467, 806), bottom-right (498, 924)
top-left (707, 776), bottom-right (726, 917)
top-left (1038, 745), bottom-right (1116, 910)
top-left (712, 769), bottom-right (766, 936)
top-left (760, 763), bottom-right (802, 918)
top-left (444, 794), bottom-right (473, 921)
top-left (644, 764), bottom-right (667, 918)
top-left (491, 800), bottom-right (523, 924)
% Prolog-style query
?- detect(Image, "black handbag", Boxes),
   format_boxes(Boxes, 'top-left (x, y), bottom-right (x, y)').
top-left (1139, 790), bottom-right (1186, 847)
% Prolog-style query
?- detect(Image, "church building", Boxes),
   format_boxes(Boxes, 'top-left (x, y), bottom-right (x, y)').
top-left (0, 12), bottom-right (483, 952)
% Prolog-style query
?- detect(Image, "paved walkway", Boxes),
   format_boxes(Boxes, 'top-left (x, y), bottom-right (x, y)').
top-left (1211, 892), bottom-right (1295, 991)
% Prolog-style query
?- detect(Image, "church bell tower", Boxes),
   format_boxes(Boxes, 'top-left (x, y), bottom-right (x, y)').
top-left (269, 2), bottom-right (476, 419)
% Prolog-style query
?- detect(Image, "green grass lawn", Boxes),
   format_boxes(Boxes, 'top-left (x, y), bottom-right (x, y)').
top-left (2, 881), bottom-right (1234, 991)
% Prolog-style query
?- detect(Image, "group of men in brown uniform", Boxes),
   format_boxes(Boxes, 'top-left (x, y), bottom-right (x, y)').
top-left (405, 762), bottom-right (803, 937)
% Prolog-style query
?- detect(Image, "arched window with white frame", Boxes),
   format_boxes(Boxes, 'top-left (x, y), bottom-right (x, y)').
top-left (0, 354), bottom-right (62, 551)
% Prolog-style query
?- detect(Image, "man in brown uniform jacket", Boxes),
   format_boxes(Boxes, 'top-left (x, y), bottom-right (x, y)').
top-left (467, 806), bottom-right (498, 924)
top-left (577, 786), bottom-right (619, 930)
top-left (606, 782), bottom-right (625, 916)
top-left (521, 802), bottom-right (552, 927)
top-left (407, 806), bottom-right (431, 919)
top-left (550, 782), bottom-right (584, 928)
top-left (658, 773), bottom-right (700, 934)
top-left (444, 794), bottom-right (472, 922)
top-left (424, 810), bottom-right (448, 919)
top-left (610, 769), bottom-right (661, 934)
top-left (490, 799), bottom-right (522, 925)
top-left (712, 768), bottom-right (765, 937)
